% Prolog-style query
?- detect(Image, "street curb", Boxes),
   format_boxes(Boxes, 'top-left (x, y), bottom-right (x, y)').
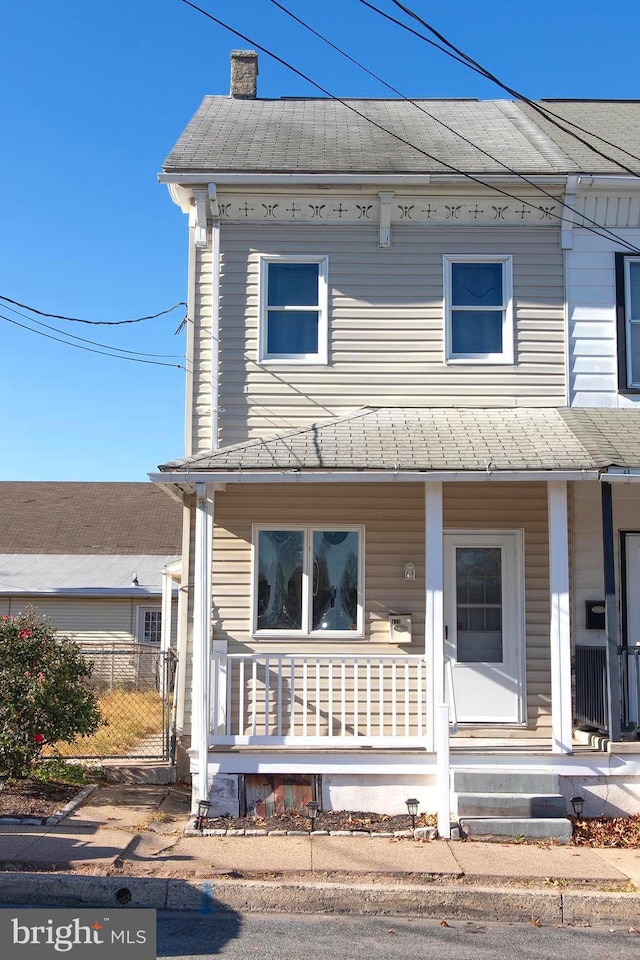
top-left (0, 874), bottom-right (638, 924)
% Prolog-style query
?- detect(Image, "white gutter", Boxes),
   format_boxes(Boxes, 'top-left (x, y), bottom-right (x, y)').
top-left (158, 172), bottom-right (567, 187)
top-left (576, 175), bottom-right (640, 192)
top-left (149, 469), bottom-right (599, 486)
top-left (601, 469), bottom-right (640, 483)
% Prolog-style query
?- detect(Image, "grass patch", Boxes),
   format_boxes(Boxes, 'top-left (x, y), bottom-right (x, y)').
top-left (47, 689), bottom-right (165, 757)
top-left (30, 758), bottom-right (97, 786)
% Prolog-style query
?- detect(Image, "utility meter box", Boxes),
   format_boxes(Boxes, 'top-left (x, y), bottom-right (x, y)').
top-left (388, 614), bottom-right (412, 644)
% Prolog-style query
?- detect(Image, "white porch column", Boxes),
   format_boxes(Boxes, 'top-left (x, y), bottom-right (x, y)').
top-left (548, 481), bottom-right (572, 754)
top-left (193, 482), bottom-right (214, 807)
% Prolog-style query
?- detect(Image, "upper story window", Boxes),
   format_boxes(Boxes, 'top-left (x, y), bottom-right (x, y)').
top-left (615, 253), bottom-right (640, 391)
top-left (252, 525), bottom-right (363, 637)
top-left (259, 255), bottom-right (328, 363)
top-left (444, 256), bottom-right (514, 364)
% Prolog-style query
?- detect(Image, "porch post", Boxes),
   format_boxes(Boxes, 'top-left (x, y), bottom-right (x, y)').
top-left (425, 482), bottom-right (450, 838)
top-left (601, 481), bottom-right (622, 743)
top-left (193, 482), bottom-right (214, 808)
top-left (159, 567), bottom-right (173, 697)
top-left (548, 481), bottom-right (572, 753)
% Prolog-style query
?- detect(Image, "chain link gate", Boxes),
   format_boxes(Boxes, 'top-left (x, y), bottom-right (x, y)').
top-left (51, 644), bottom-right (177, 761)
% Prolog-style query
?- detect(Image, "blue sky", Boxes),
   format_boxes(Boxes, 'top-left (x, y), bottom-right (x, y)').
top-left (2, 0), bottom-right (638, 481)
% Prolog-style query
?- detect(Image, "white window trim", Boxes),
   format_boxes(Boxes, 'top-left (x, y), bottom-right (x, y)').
top-left (136, 605), bottom-right (162, 644)
top-left (443, 255), bottom-right (514, 364)
top-left (258, 254), bottom-right (329, 364)
top-left (624, 256), bottom-right (640, 389)
top-left (251, 524), bottom-right (364, 639)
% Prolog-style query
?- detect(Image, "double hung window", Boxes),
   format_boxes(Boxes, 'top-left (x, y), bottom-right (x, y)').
top-left (616, 253), bottom-right (640, 390)
top-left (137, 608), bottom-right (162, 644)
top-left (444, 256), bottom-right (514, 363)
top-left (259, 255), bottom-right (328, 363)
top-left (253, 526), bottom-right (362, 636)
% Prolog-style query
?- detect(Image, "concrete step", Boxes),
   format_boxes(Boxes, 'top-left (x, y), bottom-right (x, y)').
top-left (459, 816), bottom-right (573, 844)
top-left (452, 770), bottom-right (559, 795)
top-left (456, 792), bottom-right (567, 818)
top-left (102, 760), bottom-right (177, 785)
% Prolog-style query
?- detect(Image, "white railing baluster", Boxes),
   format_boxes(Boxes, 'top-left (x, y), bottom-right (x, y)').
top-left (404, 660), bottom-right (410, 737)
top-left (416, 659), bottom-right (423, 738)
top-left (328, 660), bottom-right (334, 737)
top-left (302, 659), bottom-right (308, 738)
top-left (290, 657), bottom-right (296, 735)
top-left (366, 659), bottom-right (372, 737)
top-left (239, 658), bottom-right (245, 738)
top-left (251, 658), bottom-right (257, 736)
top-left (276, 658), bottom-right (283, 737)
top-left (264, 657), bottom-right (270, 737)
top-left (341, 659), bottom-right (347, 735)
top-left (353, 659), bottom-right (359, 736)
top-left (379, 660), bottom-right (384, 736)
top-left (392, 659), bottom-right (397, 737)
top-left (315, 659), bottom-right (321, 737)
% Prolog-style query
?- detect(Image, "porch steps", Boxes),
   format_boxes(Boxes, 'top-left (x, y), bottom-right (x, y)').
top-left (453, 770), bottom-right (572, 844)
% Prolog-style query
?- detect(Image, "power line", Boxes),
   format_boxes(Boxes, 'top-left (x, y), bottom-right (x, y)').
top-left (0, 301), bottom-right (185, 359)
top-left (381, 0), bottom-right (640, 173)
top-left (267, 0), bottom-right (640, 253)
top-left (177, 0), bottom-right (640, 254)
top-left (0, 294), bottom-right (187, 326)
top-left (0, 313), bottom-right (185, 369)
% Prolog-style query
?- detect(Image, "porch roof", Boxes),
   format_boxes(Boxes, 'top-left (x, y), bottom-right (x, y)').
top-left (157, 407), bottom-right (640, 476)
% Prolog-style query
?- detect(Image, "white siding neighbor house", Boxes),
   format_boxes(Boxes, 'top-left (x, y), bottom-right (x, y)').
top-left (0, 482), bottom-right (182, 651)
top-left (152, 52), bottom-right (640, 837)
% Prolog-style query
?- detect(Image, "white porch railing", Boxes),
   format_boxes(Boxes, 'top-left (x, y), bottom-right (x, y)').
top-left (210, 654), bottom-right (430, 747)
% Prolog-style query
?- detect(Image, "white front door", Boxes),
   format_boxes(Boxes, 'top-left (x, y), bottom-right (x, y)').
top-left (444, 531), bottom-right (525, 723)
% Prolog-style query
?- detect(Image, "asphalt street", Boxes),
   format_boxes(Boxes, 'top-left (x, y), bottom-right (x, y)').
top-left (154, 910), bottom-right (640, 959)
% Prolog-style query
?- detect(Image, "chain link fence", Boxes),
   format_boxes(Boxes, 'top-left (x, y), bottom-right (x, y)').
top-left (51, 643), bottom-right (177, 761)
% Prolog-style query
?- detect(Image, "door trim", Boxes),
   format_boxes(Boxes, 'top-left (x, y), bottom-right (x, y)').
top-left (444, 529), bottom-right (526, 725)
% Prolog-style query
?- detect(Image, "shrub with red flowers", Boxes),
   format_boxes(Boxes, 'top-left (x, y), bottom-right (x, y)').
top-left (0, 610), bottom-right (102, 777)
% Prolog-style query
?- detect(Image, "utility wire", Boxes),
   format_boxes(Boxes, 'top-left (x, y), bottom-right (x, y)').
top-left (178, 0), bottom-right (640, 254)
top-left (0, 313), bottom-right (185, 369)
top-left (0, 294), bottom-right (187, 326)
top-left (267, 0), bottom-right (639, 253)
top-left (382, 0), bottom-right (640, 173)
top-left (0, 301), bottom-right (184, 359)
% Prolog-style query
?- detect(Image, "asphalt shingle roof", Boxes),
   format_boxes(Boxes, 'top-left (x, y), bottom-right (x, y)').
top-left (0, 482), bottom-right (182, 555)
top-left (163, 96), bottom-right (640, 176)
top-left (158, 407), bottom-right (640, 475)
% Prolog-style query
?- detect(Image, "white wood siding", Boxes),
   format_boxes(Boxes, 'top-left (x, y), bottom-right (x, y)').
top-left (567, 224), bottom-right (640, 407)
top-left (190, 223), bottom-right (566, 451)
top-left (208, 481), bottom-right (551, 733)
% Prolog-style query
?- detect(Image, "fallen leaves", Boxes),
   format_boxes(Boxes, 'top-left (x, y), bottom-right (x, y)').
top-left (570, 814), bottom-right (640, 848)
top-left (440, 919), bottom-right (450, 927)
top-left (530, 916), bottom-right (542, 927)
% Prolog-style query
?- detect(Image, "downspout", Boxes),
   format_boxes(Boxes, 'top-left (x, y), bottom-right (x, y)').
top-left (209, 183), bottom-right (221, 451)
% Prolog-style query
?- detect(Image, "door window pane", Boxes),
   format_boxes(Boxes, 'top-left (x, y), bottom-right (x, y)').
top-left (312, 531), bottom-right (359, 631)
top-left (257, 530), bottom-right (303, 630)
top-left (455, 547), bottom-right (503, 663)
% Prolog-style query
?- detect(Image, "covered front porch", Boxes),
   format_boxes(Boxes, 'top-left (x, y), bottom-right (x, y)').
top-left (151, 406), bottom-right (640, 828)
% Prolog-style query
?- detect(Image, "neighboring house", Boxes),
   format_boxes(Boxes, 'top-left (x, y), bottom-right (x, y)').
top-left (152, 51), bottom-right (640, 832)
top-left (0, 482), bottom-right (182, 651)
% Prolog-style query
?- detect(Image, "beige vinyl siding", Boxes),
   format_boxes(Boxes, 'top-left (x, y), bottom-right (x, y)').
top-left (200, 223), bottom-right (566, 450)
top-left (209, 481), bottom-right (551, 733)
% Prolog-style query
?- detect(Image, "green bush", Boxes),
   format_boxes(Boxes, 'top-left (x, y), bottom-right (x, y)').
top-left (0, 610), bottom-right (102, 777)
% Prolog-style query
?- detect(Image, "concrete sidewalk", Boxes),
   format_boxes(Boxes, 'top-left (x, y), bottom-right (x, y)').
top-left (0, 784), bottom-right (639, 924)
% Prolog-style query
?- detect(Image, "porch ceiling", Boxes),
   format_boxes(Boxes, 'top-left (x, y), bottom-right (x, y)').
top-left (157, 407), bottom-right (640, 476)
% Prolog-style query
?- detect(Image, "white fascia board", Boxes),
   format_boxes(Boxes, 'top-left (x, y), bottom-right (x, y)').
top-left (149, 469), bottom-right (599, 486)
top-left (0, 588), bottom-right (164, 598)
top-left (602, 469), bottom-right (640, 483)
top-left (159, 173), bottom-right (432, 187)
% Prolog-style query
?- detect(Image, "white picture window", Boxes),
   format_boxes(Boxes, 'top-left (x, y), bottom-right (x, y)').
top-left (444, 256), bottom-right (514, 363)
top-left (252, 526), bottom-right (363, 637)
top-left (137, 608), bottom-right (162, 644)
top-left (259, 255), bottom-right (328, 363)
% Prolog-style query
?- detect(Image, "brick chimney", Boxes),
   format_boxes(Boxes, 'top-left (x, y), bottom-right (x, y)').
top-left (230, 50), bottom-right (258, 99)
